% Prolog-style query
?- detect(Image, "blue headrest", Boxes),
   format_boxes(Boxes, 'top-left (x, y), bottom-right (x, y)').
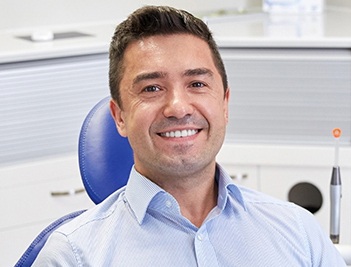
top-left (78, 97), bottom-right (134, 204)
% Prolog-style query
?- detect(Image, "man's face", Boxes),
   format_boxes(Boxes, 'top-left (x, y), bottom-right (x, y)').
top-left (110, 33), bottom-right (229, 181)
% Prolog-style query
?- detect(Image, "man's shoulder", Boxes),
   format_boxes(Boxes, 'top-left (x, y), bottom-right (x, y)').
top-left (55, 187), bottom-right (127, 236)
top-left (238, 185), bottom-right (295, 208)
top-left (235, 185), bottom-right (308, 220)
top-left (234, 185), bottom-right (321, 236)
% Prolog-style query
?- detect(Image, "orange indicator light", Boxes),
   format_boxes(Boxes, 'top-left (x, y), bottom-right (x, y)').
top-left (332, 128), bottom-right (342, 139)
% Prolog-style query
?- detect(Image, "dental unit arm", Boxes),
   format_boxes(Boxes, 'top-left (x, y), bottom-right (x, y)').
top-left (330, 128), bottom-right (342, 244)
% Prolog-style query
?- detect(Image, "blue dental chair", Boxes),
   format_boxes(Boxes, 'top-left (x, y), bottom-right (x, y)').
top-left (14, 97), bottom-right (134, 266)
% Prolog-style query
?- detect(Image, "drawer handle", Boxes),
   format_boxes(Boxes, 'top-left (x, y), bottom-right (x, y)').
top-left (51, 188), bottom-right (85, 197)
top-left (230, 174), bottom-right (248, 181)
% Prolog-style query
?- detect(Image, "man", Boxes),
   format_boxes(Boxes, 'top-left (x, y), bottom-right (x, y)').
top-left (33, 6), bottom-right (345, 266)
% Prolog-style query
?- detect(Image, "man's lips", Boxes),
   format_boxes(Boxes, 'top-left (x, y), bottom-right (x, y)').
top-left (158, 129), bottom-right (200, 138)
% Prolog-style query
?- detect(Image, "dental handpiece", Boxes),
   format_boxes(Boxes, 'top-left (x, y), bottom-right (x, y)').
top-left (330, 128), bottom-right (342, 244)
top-left (330, 166), bottom-right (342, 244)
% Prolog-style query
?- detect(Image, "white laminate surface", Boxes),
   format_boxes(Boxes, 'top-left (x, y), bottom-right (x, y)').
top-left (0, 22), bottom-right (116, 64)
top-left (205, 7), bottom-right (351, 48)
top-left (1, 8), bottom-right (351, 64)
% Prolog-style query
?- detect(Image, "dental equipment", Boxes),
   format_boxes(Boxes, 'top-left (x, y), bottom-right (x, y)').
top-left (330, 128), bottom-right (342, 244)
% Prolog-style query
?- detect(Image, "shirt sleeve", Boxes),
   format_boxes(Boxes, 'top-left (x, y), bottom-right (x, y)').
top-left (32, 231), bottom-right (79, 267)
top-left (297, 206), bottom-right (346, 266)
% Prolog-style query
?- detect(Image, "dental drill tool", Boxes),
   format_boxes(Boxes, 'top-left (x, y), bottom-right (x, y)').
top-left (330, 128), bottom-right (342, 244)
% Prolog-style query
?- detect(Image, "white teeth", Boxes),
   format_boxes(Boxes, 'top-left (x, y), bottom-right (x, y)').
top-left (162, 129), bottom-right (198, 138)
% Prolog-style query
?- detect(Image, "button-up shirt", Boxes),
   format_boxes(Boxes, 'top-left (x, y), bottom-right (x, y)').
top-left (33, 164), bottom-right (346, 266)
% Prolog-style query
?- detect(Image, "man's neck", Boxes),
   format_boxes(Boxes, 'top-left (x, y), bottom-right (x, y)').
top-left (174, 180), bottom-right (218, 228)
top-left (159, 166), bottom-right (218, 228)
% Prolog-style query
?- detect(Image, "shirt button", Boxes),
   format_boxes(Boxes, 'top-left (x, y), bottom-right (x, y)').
top-left (165, 200), bottom-right (172, 208)
top-left (197, 234), bottom-right (203, 241)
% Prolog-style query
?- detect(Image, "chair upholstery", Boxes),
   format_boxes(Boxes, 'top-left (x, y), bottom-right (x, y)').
top-left (78, 97), bottom-right (134, 204)
top-left (14, 210), bottom-right (86, 267)
top-left (15, 97), bottom-right (134, 266)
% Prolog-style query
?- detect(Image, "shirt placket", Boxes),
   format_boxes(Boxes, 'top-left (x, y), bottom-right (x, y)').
top-left (194, 224), bottom-right (219, 267)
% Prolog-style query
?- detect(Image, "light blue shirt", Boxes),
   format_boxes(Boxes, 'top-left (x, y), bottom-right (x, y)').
top-left (33, 164), bottom-right (346, 266)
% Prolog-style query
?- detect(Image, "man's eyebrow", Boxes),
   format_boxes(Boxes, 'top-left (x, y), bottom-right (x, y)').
top-left (183, 68), bottom-right (214, 77)
top-left (133, 71), bottom-right (167, 85)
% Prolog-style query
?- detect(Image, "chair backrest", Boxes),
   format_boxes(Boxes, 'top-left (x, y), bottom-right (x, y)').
top-left (15, 97), bottom-right (134, 266)
top-left (14, 210), bottom-right (85, 267)
top-left (78, 97), bottom-right (134, 204)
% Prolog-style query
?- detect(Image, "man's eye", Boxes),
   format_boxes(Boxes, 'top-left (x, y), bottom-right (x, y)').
top-left (143, 85), bottom-right (160, 92)
top-left (191, 82), bottom-right (205, 88)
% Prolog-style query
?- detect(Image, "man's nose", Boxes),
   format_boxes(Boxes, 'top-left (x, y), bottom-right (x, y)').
top-left (162, 88), bottom-right (194, 119)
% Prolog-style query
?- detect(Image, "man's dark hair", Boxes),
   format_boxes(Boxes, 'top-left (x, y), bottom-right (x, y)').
top-left (109, 5), bottom-right (228, 108)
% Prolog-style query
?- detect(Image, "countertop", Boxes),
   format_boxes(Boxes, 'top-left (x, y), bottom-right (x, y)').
top-left (1, 7), bottom-right (351, 64)
top-left (0, 22), bottom-right (116, 64)
top-left (205, 7), bottom-right (351, 48)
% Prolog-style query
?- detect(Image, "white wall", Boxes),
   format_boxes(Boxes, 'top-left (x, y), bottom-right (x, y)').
top-left (0, 0), bottom-right (259, 31)
top-left (329, 0), bottom-right (351, 8)
top-left (1, 0), bottom-right (350, 32)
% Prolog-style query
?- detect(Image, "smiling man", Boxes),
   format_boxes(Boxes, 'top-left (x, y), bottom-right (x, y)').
top-left (109, 32), bottom-right (229, 228)
top-left (33, 6), bottom-right (345, 266)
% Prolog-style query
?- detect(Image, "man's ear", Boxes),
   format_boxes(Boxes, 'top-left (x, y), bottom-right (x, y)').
top-left (110, 99), bottom-right (127, 137)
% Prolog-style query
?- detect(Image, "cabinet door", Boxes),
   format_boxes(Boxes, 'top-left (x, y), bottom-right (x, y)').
top-left (0, 155), bottom-right (95, 266)
top-left (0, 176), bottom-right (92, 230)
top-left (260, 165), bottom-right (351, 245)
top-left (0, 176), bottom-right (93, 266)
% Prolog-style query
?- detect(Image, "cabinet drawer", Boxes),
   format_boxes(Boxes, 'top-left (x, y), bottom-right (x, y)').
top-left (0, 177), bottom-right (93, 230)
top-left (220, 164), bottom-right (259, 190)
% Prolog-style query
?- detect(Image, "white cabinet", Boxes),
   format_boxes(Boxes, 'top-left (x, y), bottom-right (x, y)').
top-left (213, 19), bottom-right (351, 246)
top-left (0, 155), bottom-right (94, 266)
top-left (260, 165), bottom-right (351, 245)
top-left (0, 51), bottom-right (109, 265)
top-left (218, 144), bottom-right (351, 246)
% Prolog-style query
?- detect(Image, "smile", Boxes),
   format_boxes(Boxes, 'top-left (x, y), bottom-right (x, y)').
top-left (159, 129), bottom-right (199, 138)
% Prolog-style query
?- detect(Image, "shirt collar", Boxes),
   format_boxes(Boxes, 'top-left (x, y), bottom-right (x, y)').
top-left (125, 164), bottom-right (246, 225)
top-left (125, 167), bottom-right (165, 224)
top-left (215, 163), bottom-right (246, 211)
